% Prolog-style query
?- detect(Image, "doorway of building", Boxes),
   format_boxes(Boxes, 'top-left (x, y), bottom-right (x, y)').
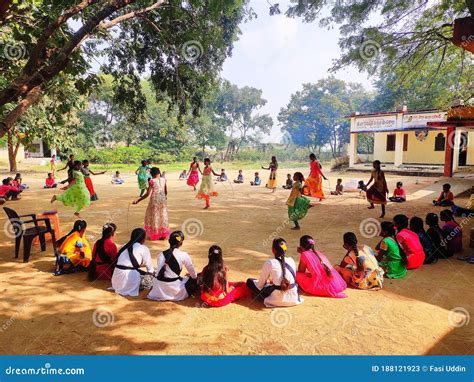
top-left (459, 132), bottom-right (468, 166)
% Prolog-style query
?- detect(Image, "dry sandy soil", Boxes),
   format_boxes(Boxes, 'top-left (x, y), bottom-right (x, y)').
top-left (0, 167), bottom-right (473, 355)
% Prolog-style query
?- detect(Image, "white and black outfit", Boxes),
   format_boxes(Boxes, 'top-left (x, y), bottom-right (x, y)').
top-left (246, 257), bottom-right (303, 308)
top-left (148, 248), bottom-right (198, 301)
top-left (111, 243), bottom-right (155, 297)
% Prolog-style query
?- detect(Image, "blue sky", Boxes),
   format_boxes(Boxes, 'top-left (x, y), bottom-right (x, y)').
top-left (221, 0), bottom-right (374, 142)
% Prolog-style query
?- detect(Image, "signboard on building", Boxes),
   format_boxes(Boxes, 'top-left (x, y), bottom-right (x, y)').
top-left (403, 112), bottom-right (447, 129)
top-left (352, 115), bottom-right (397, 132)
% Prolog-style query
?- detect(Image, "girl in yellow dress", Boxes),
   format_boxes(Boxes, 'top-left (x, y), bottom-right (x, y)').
top-left (197, 158), bottom-right (219, 209)
top-left (54, 220), bottom-right (92, 275)
top-left (262, 156), bottom-right (278, 192)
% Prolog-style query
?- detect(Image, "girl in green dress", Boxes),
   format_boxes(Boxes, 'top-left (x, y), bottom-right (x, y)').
top-left (376, 221), bottom-right (407, 279)
top-left (287, 172), bottom-right (312, 230)
top-left (51, 161), bottom-right (91, 217)
top-left (136, 160), bottom-right (149, 197)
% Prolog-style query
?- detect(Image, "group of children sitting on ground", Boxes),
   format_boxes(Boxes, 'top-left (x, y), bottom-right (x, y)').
top-left (50, 204), bottom-right (468, 309)
top-left (0, 173), bottom-right (28, 204)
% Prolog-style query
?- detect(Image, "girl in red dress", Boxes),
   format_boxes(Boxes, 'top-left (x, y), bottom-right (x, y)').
top-left (200, 245), bottom-right (251, 307)
top-left (186, 157), bottom-right (201, 190)
top-left (88, 223), bottom-right (118, 281)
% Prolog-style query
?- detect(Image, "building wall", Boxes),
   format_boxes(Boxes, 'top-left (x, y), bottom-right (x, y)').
top-left (373, 130), bottom-right (448, 165)
top-left (403, 130), bottom-right (446, 164)
top-left (373, 132), bottom-right (395, 163)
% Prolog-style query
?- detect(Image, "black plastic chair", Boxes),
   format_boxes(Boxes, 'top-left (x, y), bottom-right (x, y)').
top-left (3, 207), bottom-right (57, 263)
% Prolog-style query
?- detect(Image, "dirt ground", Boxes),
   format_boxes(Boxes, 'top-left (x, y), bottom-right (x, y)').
top-left (0, 167), bottom-right (473, 355)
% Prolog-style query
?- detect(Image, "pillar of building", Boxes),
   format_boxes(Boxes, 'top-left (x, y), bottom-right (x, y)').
top-left (394, 131), bottom-right (404, 167)
top-left (349, 133), bottom-right (358, 167)
top-left (444, 125), bottom-right (456, 177)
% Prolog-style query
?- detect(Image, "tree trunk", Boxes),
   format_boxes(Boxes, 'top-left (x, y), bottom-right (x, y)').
top-left (7, 130), bottom-right (18, 173)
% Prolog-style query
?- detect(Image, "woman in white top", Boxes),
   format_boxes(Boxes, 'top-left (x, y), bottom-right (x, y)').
top-left (246, 238), bottom-right (303, 308)
top-left (111, 228), bottom-right (155, 297)
top-left (148, 231), bottom-right (198, 301)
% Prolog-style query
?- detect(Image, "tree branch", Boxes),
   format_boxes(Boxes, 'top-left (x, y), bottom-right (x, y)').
top-left (99, 0), bottom-right (165, 29)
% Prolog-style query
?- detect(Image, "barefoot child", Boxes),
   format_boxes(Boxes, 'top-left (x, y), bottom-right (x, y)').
top-left (282, 173), bottom-right (293, 189)
top-left (365, 160), bottom-right (388, 218)
top-left (111, 171), bottom-right (124, 184)
top-left (200, 245), bottom-right (251, 307)
top-left (197, 158), bottom-right (219, 209)
top-left (133, 167), bottom-right (170, 241)
top-left (433, 183), bottom-right (454, 206)
top-left (287, 172), bottom-right (311, 230)
top-left (82, 160), bottom-right (106, 201)
top-left (246, 238), bottom-right (302, 307)
top-left (136, 160), bottom-right (150, 197)
top-left (233, 170), bottom-right (244, 184)
top-left (330, 178), bottom-right (344, 195)
top-left (179, 170), bottom-right (187, 180)
top-left (51, 161), bottom-right (90, 217)
top-left (45, 173), bottom-right (57, 188)
top-left (389, 181), bottom-right (406, 202)
top-left (250, 172), bottom-right (261, 186)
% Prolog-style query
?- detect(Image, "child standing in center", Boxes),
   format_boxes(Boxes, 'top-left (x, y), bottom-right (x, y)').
top-left (133, 167), bottom-right (170, 241)
top-left (197, 158), bottom-right (219, 209)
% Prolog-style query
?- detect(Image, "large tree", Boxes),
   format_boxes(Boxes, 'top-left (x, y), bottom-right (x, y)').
top-left (212, 80), bottom-right (273, 160)
top-left (278, 77), bottom-right (372, 158)
top-left (281, 0), bottom-right (473, 107)
top-left (0, 0), bottom-right (250, 137)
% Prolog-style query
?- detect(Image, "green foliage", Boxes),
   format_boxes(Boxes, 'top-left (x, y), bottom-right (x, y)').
top-left (278, 76), bottom-right (373, 157)
top-left (283, 0), bottom-right (472, 109)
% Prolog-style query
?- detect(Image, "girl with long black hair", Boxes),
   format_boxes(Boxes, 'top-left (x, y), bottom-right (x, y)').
top-left (200, 245), bottom-right (251, 307)
top-left (54, 220), bottom-right (92, 276)
top-left (88, 223), bottom-right (118, 281)
top-left (111, 228), bottom-right (155, 297)
top-left (296, 235), bottom-right (347, 298)
top-left (148, 231), bottom-right (198, 301)
top-left (375, 222), bottom-right (407, 279)
top-left (246, 238), bottom-right (302, 307)
top-left (335, 232), bottom-right (384, 290)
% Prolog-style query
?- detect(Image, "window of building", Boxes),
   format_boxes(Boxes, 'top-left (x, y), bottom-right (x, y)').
top-left (434, 133), bottom-right (445, 151)
top-left (386, 134), bottom-right (396, 151)
top-left (403, 134), bottom-right (408, 151)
